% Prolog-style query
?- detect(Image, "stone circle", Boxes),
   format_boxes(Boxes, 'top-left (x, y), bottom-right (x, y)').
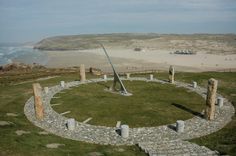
top-left (24, 76), bottom-right (235, 155)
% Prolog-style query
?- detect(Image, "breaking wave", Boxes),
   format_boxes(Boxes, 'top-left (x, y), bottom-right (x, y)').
top-left (0, 45), bottom-right (48, 66)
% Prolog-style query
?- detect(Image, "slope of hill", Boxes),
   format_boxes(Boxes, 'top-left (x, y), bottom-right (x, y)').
top-left (34, 33), bottom-right (159, 51)
top-left (34, 33), bottom-right (236, 54)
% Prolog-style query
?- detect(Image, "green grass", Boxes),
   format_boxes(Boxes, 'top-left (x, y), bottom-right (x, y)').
top-left (0, 71), bottom-right (235, 155)
top-left (173, 72), bottom-right (236, 156)
top-left (0, 72), bottom-right (146, 156)
top-left (53, 81), bottom-right (205, 127)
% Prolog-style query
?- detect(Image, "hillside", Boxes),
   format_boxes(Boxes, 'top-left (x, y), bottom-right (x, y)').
top-left (34, 33), bottom-right (236, 54)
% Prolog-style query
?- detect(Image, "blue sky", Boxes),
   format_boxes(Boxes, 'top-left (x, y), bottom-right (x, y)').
top-left (0, 0), bottom-right (236, 42)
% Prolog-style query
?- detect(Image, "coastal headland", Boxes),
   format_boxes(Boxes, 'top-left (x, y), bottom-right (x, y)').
top-left (34, 33), bottom-right (236, 72)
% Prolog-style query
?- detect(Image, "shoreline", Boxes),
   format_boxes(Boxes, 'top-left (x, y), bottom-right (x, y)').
top-left (41, 48), bottom-right (236, 72)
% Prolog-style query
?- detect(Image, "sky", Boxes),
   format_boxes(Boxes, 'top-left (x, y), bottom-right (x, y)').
top-left (0, 0), bottom-right (236, 43)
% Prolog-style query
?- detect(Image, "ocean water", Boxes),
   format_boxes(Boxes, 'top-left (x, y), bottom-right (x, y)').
top-left (0, 44), bottom-right (48, 66)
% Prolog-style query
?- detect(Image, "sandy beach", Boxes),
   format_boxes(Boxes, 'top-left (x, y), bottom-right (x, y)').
top-left (43, 48), bottom-right (236, 72)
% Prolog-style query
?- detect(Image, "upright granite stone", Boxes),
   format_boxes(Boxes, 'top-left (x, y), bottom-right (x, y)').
top-left (217, 97), bottom-right (224, 108)
top-left (44, 87), bottom-right (49, 94)
top-left (193, 81), bottom-right (197, 88)
top-left (169, 65), bottom-right (175, 84)
top-left (80, 64), bottom-right (86, 82)
top-left (67, 118), bottom-right (76, 130)
top-left (205, 78), bottom-right (218, 120)
top-left (60, 81), bottom-right (65, 88)
top-left (150, 74), bottom-right (153, 80)
top-left (126, 73), bottom-right (130, 79)
top-left (121, 125), bottom-right (129, 138)
top-left (176, 120), bottom-right (185, 133)
top-left (32, 83), bottom-right (44, 120)
top-left (103, 74), bottom-right (107, 80)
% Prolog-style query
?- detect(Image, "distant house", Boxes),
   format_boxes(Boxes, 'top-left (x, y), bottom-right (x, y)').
top-left (134, 47), bottom-right (145, 52)
top-left (134, 47), bottom-right (142, 51)
top-left (173, 50), bottom-right (196, 55)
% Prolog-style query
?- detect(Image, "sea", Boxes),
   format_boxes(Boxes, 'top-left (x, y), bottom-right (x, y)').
top-left (0, 43), bottom-right (48, 66)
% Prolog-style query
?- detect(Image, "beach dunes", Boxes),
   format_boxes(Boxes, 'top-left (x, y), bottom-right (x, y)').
top-left (35, 33), bottom-right (236, 72)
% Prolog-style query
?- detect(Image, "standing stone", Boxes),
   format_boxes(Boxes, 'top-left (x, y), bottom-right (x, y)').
top-left (103, 74), bottom-right (107, 80)
top-left (67, 118), bottom-right (76, 130)
top-left (205, 78), bottom-right (218, 120)
top-left (32, 83), bottom-right (44, 120)
top-left (121, 125), bottom-right (129, 138)
top-left (169, 65), bottom-right (175, 84)
top-left (176, 120), bottom-right (185, 133)
top-left (116, 121), bottom-right (121, 129)
top-left (150, 74), bottom-right (153, 80)
top-left (193, 81), bottom-right (197, 88)
top-left (217, 97), bottom-right (224, 108)
top-left (44, 87), bottom-right (49, 94)
top-left (60, 81), bottom-right (65, 88)
top-left (80, 64), bottom-right (86, 82)
top-left (126, 73), bottom-right (130, 79)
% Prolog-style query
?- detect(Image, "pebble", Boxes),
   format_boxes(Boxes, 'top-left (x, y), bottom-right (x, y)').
top-left (15, 130), bottom-right (30, 136)
top-left (38, 131), bottom-right (50, 135)
top-left (6, 113), bottom-right (18, 117)
top-left (87, 152), bottom-right (104, 156)
top-left (0, 121), bottom-right (12, 126)
top-left (46, 143), bottom-right (65, 149)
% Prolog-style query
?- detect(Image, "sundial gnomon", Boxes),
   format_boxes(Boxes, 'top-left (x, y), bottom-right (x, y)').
top-left (100, 44), bottom-right (132, 96)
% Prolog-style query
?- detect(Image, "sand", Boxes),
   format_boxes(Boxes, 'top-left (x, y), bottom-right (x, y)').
top-left (43, 48), bottom-right (236, 72)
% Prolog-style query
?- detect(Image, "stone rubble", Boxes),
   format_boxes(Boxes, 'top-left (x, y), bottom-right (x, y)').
top-left (24, 77), bottom-right (235, 155)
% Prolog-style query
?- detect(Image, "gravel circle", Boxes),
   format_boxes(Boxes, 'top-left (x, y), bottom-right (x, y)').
top-left (24, 77), bottom-right (235, 146)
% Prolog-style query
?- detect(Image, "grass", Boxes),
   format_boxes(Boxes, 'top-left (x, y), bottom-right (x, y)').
top-left (52, 81), bottom-right (205, 127)
top-left (172, 72), bottom-right (236, 155)
top-left (0, 72), bottom-right (146, 156)
top-left (0, 70), bottom-right (235, 155)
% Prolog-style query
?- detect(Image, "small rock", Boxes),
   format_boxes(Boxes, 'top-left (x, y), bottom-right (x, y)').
top-left (15, 130), bottom-right (30, 136)
top-left (116, 148), bottom-right (125, 152)
top-left (6, 113), bottom-right (18, 117)
top-left (46, 143), bottom-right (65, 149)
top-left (0, 121), bottom-right (11, 126)
top-left (87, 152), bottom-right (104, 156)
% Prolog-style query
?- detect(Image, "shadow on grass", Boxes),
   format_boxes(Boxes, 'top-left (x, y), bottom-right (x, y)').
top-left (96, 82), bottom-right (110, 89)
top-left (172, 103), bottom-right (204, 118)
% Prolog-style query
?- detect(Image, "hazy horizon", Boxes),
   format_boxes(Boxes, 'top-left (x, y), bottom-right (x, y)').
top-left (1, 0), bottom-right (236, 43)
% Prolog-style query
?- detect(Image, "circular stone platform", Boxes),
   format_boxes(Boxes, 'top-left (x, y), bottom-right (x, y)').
top-left (24, 77), bottom-right (235, 146)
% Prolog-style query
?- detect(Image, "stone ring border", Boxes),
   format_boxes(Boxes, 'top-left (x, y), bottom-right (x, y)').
top-left (24, 77), bottom-right (235, 145)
